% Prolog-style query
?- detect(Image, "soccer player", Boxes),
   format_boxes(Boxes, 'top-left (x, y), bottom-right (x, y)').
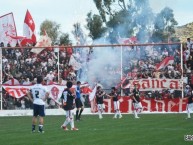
top-left (61, 81), bottom-right (78, 131)
top-left (75, 81), bottom-right (84, 121)
top-left (96, 86), bottom-right (106, 119)
top-left (130, 83), bottom-right (143, 119)
top-left (27, 76), bottom-right (49, 133)
top-left (186, 87), bottom-right (193, 119)
top-left (108, 87), bottom-right (122, 119)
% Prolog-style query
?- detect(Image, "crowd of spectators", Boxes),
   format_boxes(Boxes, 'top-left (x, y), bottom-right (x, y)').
top-left (0, 38), bottom-right (193, 110)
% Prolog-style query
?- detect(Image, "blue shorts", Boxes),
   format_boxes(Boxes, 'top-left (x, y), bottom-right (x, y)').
top-left (33, 104), bottom-right (45, 117)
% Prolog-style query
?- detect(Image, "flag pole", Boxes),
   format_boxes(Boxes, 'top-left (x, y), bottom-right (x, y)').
top-left (180, 43), bottom-right (184, 98)
top-left (0, 47), bottom-right (2, 110)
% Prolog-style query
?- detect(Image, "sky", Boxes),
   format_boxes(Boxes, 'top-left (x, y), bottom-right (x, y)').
top-left (1, 0), bottom-right (193, 43)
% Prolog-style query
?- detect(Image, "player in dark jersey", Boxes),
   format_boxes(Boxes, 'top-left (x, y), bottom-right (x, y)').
top-left (186, 87), bottom-right (193, 119)
top-left (108, 87), bottom-right (122, 119)
top-left (75, 81), bottom-right (84, 121)
top-left (96, 86), bottom-right (106, 119)
top-left (61, 81), bottom-right (78, 131)
top-left (130, 84), bottom-right (143, 118)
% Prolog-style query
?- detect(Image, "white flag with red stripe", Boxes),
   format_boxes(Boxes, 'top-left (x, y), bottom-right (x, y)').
top-left (3, 78), bottom-right (20, 85)
top-left (89, 85), bottom-right (97, 101)
top-left (155, 56), bottom-right (174, 70)
top-left (23, 10), bottom-right (36, 44)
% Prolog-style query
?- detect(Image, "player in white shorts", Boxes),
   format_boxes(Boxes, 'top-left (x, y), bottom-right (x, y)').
top-left (27, 76), bottom-right (49, 133)
top-left (130, 84), bottom-right (143, 118)
top-left (186, 87), bottom-right (193, 119)
top-left (108, 87), bottom-right (122, 118)
top-left (96, 86), bottom-right (106, 119)
top-left (61, 81), bottom-right (78, 131)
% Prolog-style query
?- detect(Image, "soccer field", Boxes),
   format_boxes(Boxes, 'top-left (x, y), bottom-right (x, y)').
top-left (0, 114), bottom-right (192, 145)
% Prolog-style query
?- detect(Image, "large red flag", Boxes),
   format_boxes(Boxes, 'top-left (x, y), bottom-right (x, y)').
top-left (23, 10), bottom-right (36, 44)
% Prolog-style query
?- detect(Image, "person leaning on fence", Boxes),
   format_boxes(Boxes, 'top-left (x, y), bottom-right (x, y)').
top-left (60, 81), bottom-right (78, 131)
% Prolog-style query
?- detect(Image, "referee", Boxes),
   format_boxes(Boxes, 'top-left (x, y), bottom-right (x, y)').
top-left (75, 81), bottom-right (84, 121)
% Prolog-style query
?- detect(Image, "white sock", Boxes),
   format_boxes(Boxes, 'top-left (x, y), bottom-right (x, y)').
top-left (63, 118), bottom-right (69, 126)
top-left (99, 110), bottom-right (102, 118)
top-left (118, 110), bottom-right (122, 117)
top-left (134, 110), bottom-right (138, 117)
top-left (187, 109), bottom-right (191, 118)
top-left (70, 118), bottom-right (74, 128)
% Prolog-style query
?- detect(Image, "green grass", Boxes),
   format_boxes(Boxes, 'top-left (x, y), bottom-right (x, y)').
top-left (0, 114), bottom-right (193, 145)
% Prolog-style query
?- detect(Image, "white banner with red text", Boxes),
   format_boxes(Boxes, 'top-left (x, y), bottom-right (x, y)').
top-left (128, 79), bottom-right (182, 91)
top-left (2, 84), bottom-right (90, 104)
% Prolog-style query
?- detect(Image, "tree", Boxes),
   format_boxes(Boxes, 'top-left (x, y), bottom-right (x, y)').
top-left (86, 12), bottom-right (106, 40)
top-left (59, 33), bottom-right (72, 45)
top-left (152, 7), bottom-right (178, 42)
top-left (40, 19), bottom-right (61, 44)
top-left (72, 23), bottom-right (86, 45)
top-left (92, 0), bottom-right (155, 43)
top-left (91, 0), bottom-right (179, 43)
top-left (93, 0), bottom-right (127, 22)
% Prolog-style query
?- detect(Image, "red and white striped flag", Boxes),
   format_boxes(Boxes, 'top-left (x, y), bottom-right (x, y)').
top-left (23, 10), bottom-right (36, 44)
top-left (155, 56), bottom-right (174, 70)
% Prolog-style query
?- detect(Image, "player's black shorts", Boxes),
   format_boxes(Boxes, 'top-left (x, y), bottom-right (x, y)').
top-left (33, 104), bottom-right (45, 117)
top-left (75, 98), bottom-right (83, 108)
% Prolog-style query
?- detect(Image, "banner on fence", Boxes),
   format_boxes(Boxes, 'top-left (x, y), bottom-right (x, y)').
top-left (101, 97), bottom-right (187, 113)
top-left (3, 83), bottom-right (90, 104)
top-left (128, 79), bottom-right (182, 91)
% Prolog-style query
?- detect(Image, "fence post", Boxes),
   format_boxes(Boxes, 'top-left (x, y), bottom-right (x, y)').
top-left (0, 47), bottom-right (2, 110)
top-left (180, 43), bottom-right (184, 98)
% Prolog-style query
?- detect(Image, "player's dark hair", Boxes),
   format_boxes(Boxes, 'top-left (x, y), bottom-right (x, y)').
top-left (111, 87), bottom-right (116, 90)
top-left (37, 76), bottom-right (43, 84)
top-left (97, 86), bottom-right (101, 90)
top-left (77, 81), bottom-right (81, 85)
top-left (66, 81), bottom-right (73, 88)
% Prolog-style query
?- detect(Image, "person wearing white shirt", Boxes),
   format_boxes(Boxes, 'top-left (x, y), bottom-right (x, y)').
top-left (27, 76), bottom-right (49, 133)
top-left (23, 78), bottom-right (31, 85)
top-left (46, 71), bottom-right (55, 84)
